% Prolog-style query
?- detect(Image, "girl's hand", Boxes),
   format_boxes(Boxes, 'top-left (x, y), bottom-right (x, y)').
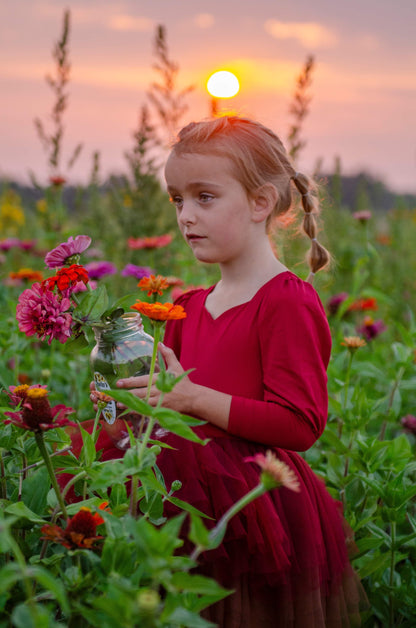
top-left (116, 343), bottom-right (193, 412)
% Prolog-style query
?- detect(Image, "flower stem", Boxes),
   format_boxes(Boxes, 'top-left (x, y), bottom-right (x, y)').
top-left (191, 483), bottom-right (267, 561)
top-left (145, 326), bottom-right (161, 403)
top-left (389, 521), bottom-right (397, 627)
top-left (34, 432), bottom-right (68, 521)
top-left (91, 407), bottom-right (102, 444)
top-left (130, 325), bottom-right (161, 517)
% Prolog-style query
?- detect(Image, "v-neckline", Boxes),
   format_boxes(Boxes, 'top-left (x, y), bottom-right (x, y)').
top-left (202, 271), bottom-right (291, 321)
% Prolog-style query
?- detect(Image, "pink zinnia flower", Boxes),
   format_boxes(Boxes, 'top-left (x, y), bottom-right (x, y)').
top-left (84, 260), bottom-right (117, 279)
top-left (45, 235), bottom-right (92, 268)
top-left (352, 210), bottom-right (372, 223)
top-left (245, 450), bottom-right (300, 492)
top-left (121, 264), bottom-right (154, 280)
top-left (356, 316), bottom-right (386, 341)
top-left (4, 385), bottom-right (75, 432)
top-left (16, 282), bottom-right (73, 345)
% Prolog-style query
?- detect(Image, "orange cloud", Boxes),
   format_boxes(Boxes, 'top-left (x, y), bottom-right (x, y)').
top-left (264, 20), bottom-right (338, 48)
top-left (108, 14), bottom-right (154, 32)
top-left (194, 13), bottom-right (215, 28)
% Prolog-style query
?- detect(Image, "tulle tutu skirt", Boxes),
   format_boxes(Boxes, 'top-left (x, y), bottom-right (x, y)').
top-left (62, 420), bottom-right (367, 627)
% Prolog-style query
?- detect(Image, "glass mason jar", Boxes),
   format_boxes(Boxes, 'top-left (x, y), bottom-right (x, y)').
top-left (90, 312), bottom-right (154, 448)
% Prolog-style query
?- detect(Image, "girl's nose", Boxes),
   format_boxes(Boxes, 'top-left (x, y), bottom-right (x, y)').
top-left (178, 201), bottom-right (196, 226)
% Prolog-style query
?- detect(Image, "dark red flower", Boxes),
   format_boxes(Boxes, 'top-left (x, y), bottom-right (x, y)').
top-left (41, 504), bottom-right (107, 549)
top-left (327, 292), bottom-right (349, 316)
top-left (401, 415), bottom-right (416, 435)
top-left (49, 176), bottom-right (66, 187)
top-left (4, 385), bottom-right (76, 432)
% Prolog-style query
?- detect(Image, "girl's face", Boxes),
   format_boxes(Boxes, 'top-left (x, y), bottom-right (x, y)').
top-left (165, 151), bottom-right (260, 266)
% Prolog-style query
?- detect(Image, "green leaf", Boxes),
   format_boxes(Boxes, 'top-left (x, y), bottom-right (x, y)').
top-left (162, 606), bottom-right (216, 627)
top-left (79, 424), bottom-right (98, 466)
top-left (72, 285), bottom-right (109, 323)
top-left (153, 407), bottom-right (208, 444)
top-left (171, 572), bottom-right (230, 596)
top-left (167, 496), bottom-right (213, 519)
top-left (357, 552), bottom-right (391, 579)
top-left (4, 501), bottom-right (45, 525)
top-left (106, 388), bottom-right (153, 416)
top-left (189, 513), bottom-right (211, 548)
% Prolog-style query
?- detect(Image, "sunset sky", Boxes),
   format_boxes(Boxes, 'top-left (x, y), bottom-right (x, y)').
top-left (2, 0), bottom-right (416, 193)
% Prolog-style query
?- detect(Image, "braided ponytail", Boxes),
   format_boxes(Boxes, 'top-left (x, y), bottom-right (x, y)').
top-left (291, 171), bottom-right (330, 283)
top-left (171, 116), bottom-right (331, 284)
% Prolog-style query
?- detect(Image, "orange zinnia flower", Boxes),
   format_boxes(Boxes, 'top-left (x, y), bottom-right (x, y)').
top-left (341, 336), bottom-right (367, 351)
top-left (138, 274), bottom-right (169, 296)
top-left (9, 268), bottom-right (44, 282)
top-left (131, 301), bottom-right (187, 321)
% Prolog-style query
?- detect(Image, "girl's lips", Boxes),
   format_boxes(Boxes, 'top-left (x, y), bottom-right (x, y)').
top-left (186, 234), bottom-right (204, 242)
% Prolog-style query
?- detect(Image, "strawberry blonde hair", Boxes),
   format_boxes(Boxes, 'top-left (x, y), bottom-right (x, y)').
top-left (171, 116), bottom-right (330, 283)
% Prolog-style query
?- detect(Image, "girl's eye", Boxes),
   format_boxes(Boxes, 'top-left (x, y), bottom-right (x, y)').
top-left (170, 196), bottom-right (183, 209)
top-left (199, 193), bottom-right (214, 203)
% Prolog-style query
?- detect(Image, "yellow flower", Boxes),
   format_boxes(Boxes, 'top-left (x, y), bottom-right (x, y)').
top-left (36, 199), bottom-right (48, 214)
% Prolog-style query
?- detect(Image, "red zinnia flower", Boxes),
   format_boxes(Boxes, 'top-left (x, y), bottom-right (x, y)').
top-left (127, 234), bottom-right (173, 250)
top-left (41, 504), bottom-right (108, 550)
top-left (4, 385), bottom-right (75, 432)
top-left (130, 301), bottom-right (187, 322)
top-left (44, 264), bottom-right (89, 293)
top-left (348, 297), bottom-right (378, 312)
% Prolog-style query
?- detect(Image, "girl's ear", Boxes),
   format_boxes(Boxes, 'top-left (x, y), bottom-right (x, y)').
top-left (251, 183), bottom-right (278, 223)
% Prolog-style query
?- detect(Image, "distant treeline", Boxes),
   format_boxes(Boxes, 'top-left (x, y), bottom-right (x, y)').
top-left (2, 171), bottom-right (416, 215)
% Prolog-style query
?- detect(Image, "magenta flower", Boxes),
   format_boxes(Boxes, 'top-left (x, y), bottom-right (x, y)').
top-left (19, 240), bottom-right (37, 251)
top-left (4, 385), bottom-right (75, 432)
top-left (327, 292), bottom-right (349, 316)
top-left (401, 415), bottom-right (416, 436)
top-left (84, 260), bottom-right (117, 279)
top-left (45, 235), bottom-right (92, 268)
top-left (356, 316), bottom-right (386, 341)
top-left (16, 282), bottom-right (73, 345)
top-left (0, 238), bottom-right (21, 252)
top-left (121, 264), bottom-right (154, 280)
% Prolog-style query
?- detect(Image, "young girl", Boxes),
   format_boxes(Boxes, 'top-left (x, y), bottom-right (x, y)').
top-left (96, 116), bottom-right (365, 626)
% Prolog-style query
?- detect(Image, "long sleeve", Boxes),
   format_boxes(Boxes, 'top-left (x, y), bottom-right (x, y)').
top-left (228, 283), bottom-right (331, 450)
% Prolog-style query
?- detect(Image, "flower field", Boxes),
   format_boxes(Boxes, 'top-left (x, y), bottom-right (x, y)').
top-left (0, 171), bottom-right (415, 627)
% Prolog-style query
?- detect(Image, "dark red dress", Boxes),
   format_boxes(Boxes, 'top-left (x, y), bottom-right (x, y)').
top-left (68, 272), bottom-right (365, 626)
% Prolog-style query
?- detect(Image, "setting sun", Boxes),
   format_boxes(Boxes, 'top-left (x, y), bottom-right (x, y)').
top-left (207, 70), bottom-right (240, 98)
